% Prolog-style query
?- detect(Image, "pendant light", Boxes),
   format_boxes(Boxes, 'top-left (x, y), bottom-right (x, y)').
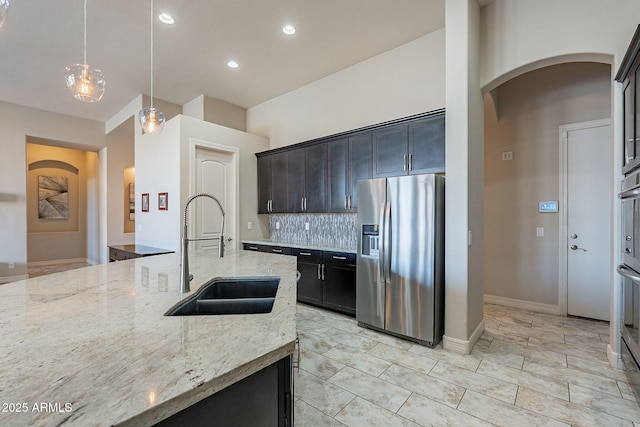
top-left (64, 0), bottom-right (105, 102)
top-left (138, 0), bottom-right (165, 134)
top-left (0, 0), bottom-right (9, 29)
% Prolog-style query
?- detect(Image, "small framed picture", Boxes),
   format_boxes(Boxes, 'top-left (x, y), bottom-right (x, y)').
top-left (158, 192), bottom-right (168, 210)
top-left (141, 193), bottom-right (149, 212)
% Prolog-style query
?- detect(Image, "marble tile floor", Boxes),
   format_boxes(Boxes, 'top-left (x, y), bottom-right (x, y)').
top-left (294, 303), bottom-right (640, 427)
top-left (27, 261), bottom-right (91, 278)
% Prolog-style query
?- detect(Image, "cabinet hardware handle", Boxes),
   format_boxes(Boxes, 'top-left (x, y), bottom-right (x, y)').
top-left (409, 153), bottom-right (413, 171)
top-left (322, 264), bottom-right (325, 280)
top-left (300, 252), bottom-right (311, 256)
top-left (317, 263), bottom-right (321, 280)
top-left (301, 197), bottom-right (304, 211)
top-left (348, 194), bottom-right (352, 210)
top-left (403, 154), bottom-right (408, 171)
top-left (332, 256), bottom-right (347, 260)
top-left (272, 249), bottom-right (283, 253)
top-left (249, 246), bottom-right (258, 250)
top-left (304, 197), bottom-right (307, 211)
top-left (344, 195), bottom-right (348, 210)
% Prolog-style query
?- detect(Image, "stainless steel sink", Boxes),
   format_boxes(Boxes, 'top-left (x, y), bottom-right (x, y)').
top-left (165, 277), bottom-right (280, 316)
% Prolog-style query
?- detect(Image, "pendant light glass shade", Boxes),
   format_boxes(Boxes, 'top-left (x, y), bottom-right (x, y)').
top-left (65, 0), bottom-right (105, 102)
top-left (139, 0), bottom-right (165, 135)
top-left (65, 63), bottom-right (106, 102)
top-left (0, 0), bottom-right (9, 29)
top-left (139, 107), bottom-right (165, 134)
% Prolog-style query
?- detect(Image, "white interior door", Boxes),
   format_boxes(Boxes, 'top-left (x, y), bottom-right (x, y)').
top-left (566, 123), bottom-right (612, 321)
top-left (194, 147), bottom-right (236, 252)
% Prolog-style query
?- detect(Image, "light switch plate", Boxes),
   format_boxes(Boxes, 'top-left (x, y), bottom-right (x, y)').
top-left (536, 227), bottom-right (544, 237)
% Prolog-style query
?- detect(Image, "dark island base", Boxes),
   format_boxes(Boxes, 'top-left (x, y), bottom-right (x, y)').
top-left (154, 355), bottom-right (293, 427)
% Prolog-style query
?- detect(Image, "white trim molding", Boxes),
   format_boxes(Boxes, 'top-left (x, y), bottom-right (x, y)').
top-left (443, 319), bottom-right (485, 355)
top-left (484, 294), bottom-right (560, 315)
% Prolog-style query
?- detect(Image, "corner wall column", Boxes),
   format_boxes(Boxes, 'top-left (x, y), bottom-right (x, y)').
top-left (443, 0), bottom-right (485, 353)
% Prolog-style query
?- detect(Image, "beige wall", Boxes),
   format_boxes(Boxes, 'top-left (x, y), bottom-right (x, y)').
top-left (247, 30), bottom-right (445, 148)
top-left (0, 101), bottom-right (135, 281)
top-left (484, 62), bottom-right (611, 307)
top-left (26, 143), bottom-right (96, 262)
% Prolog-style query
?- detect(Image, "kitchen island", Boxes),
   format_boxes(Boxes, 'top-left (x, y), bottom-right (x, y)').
top-left (0, 249), bottom-right (297, 426)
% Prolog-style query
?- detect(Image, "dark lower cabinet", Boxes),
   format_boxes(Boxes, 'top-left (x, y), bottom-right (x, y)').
top-left (293, 248), bottom-right (323, 306)
top-left (322, 252), bottom-right (356, 315)
top-left (244, 244), bottom-right (356, 316)
top-left (154, 355), bottom-right (293, 427)
top-left (296, 249), bottom-right (355, 315)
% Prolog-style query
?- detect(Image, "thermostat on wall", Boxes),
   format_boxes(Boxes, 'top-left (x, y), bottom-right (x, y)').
top-left (539, 201), bottom-right (558, 213)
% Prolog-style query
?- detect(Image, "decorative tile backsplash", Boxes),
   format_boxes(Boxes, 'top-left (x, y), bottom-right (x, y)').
top-left (268, 213), bottom-right (357, 249)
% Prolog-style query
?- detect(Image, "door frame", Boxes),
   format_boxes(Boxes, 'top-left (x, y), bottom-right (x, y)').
top-left (558, 118), bottom-right (612, 316)
top-left (188, 138), bottom-right (240, 251)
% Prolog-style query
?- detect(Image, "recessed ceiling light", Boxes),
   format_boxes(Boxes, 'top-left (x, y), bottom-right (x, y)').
top-left (282, 25), bottom-right (296, 35)
top-left (227, 61), bottom-right (239, 69)
top-left (158, 13), bottom-right (174, 25)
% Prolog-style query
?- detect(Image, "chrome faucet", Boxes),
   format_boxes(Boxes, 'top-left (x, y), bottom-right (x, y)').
top-left (180, 193), bottom-right (226, 293)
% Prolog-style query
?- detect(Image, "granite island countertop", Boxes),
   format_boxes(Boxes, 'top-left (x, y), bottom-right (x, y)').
top-left (0, 249), bottom-right (297, 427)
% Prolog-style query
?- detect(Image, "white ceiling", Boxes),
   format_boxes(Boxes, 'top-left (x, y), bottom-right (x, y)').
top-left (0, 0), bottom-right (445, 123)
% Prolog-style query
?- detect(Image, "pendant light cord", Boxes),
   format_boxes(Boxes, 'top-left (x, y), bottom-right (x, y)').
top-left (150, 0), bottom-right (154, 108)
top-left (83, 0), bottom-right (87, 65)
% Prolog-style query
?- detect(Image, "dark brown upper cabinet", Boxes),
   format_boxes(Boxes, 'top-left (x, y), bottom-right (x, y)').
top-left (256, 109), bottom-right (444, 213)
top-left (616, 25), bottom-right (640, 176)
top-left (327, 133), bottom-right (373, 212)
top-left (373, 112), bottom-right (445, 178)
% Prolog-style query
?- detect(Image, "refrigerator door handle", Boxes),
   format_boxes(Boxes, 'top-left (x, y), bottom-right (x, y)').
top-left (383, 201), bottom-right (392, 284)
top-left (378, 202), bottom-right (386, 284)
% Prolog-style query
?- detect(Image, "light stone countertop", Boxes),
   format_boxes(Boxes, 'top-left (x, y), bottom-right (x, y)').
top-left (0, 249), bottom-right (297, 427)
top-left (242, 239), bottom-right (357, 254)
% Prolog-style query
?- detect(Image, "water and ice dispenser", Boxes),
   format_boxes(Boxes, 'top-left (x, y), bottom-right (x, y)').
top-left (360, 225), bottom-right (379, 258)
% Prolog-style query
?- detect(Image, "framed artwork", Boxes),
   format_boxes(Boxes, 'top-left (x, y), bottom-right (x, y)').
top-left (128, 183), bottom-right (135, 221)
top-left (38, 175), bottom-right (69, 220)
top-left (158, 192), bottom-right (168, 210)
top-left (141, 193), bottom-right (149, 212)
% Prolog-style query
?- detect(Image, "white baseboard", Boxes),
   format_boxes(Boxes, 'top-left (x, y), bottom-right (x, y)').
top-left (28, 258), bottom-right (90, 267)
top-left (484, 294), bottom-right (561, 315)
top-left (443, 319), bottom-right (485, 354)
top-left (608, 344), bottom-right (624, 370)
top-left (0, 274), bottom-right (29, 284)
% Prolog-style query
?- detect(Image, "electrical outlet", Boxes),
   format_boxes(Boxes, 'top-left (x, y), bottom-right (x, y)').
top-left (305, 222), bottom-right (310, 231)
top-left (468, 231), bottom-right (472, 246)
top-left (536, 227), bottom-right (544, 237)
top-left (247, 221), bottom-right (253, 230)
top-left (8, 262), bottom-right (15, 269)
top-left (502, 151), bottom-right (513, 161)
top-left (275, 221), bottom-right (280, 230)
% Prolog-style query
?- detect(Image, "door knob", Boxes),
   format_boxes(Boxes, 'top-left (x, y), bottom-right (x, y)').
top-left (570, 234), bottom-right (578, 239)
top-left (570, 245), bottom-right (587, 252)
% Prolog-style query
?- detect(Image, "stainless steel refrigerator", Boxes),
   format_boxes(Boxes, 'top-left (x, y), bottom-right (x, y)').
top-left (356, 174), bottom-right (444, 347)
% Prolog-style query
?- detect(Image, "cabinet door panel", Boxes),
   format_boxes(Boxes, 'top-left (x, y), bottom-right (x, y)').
top-left (305, 144), bottom-right (328, 212)
top-left (348, 133), bottom-right (372, 211)
top-left (286, 149), bottom-right (305, 213)
top-left (257, 156), bottom-right (271, 214)
top-left (327, 138), bottom-right (348, 212)
top-left (373, 124), bottom-right (408, 177)
top-left (624, 79), bottom-right (635, 170)
top-left (323, 262), bottom-right (356, 315)
top-left (270, 152), bottom-right (288, 213)
top-left (409, 114), bottom-right (445, 174)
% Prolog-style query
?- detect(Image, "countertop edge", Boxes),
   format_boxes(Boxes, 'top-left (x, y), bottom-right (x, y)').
top-left (242, 239), bottom-right (357, 254)
top-left (118, 340), bottom-right (296, 426)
